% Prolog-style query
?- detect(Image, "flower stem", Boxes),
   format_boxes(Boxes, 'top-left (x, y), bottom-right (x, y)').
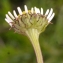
top-left (26, 29), bottom-right (43, 63)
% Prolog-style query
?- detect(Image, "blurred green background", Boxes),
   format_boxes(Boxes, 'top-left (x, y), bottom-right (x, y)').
top-left (0, 0), bottom-right (63, 63)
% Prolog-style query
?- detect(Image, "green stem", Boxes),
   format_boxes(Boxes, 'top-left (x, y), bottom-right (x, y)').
top-left (26, 29), bottom-right (43, 63)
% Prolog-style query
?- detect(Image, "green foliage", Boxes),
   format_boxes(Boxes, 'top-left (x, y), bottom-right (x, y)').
top-left (0, 0), bottom-right (63, 63)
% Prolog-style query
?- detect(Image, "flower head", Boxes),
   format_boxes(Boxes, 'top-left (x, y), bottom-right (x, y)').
top-left (5, 5), bottom-right (55, 35)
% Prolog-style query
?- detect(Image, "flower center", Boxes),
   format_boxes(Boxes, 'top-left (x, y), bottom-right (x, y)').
top-left (11, 12), bottom-right (48, 34)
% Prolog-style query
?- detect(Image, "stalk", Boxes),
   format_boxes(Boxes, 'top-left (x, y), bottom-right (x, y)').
top-left (26, 29), bottom-right (43, 63)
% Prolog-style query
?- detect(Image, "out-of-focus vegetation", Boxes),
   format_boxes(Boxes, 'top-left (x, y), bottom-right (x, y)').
top-left (0, 0), bottom-right (63, 63)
